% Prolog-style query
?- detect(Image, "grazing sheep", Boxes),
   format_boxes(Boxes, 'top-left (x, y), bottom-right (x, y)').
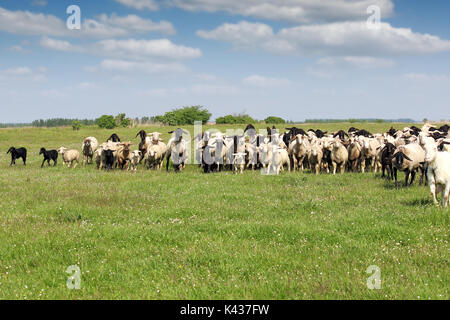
top-left (379, 143), bottom-right (396, 179)
top-left (94, 148), bottom-right (103, 169)
top-left (129, 150), bottom-right (142, 172)
top-left (203, 132), bottom-right (229, 173)
top-left (359, 136), bottom-right (381, 173)
top-left (232, 153), bottom-right (246, 174)
top-left (423, 140), bottom-right (450, 207)
top-left (391, 143), bottom-right (425, 187)
top-left (103, 149), bottom-right (115, 171)
top-left (329, 139), bottom-right (348, 174)
top-left (58, 147), bottom-right (80, 168)
top-left (347, 138), bottom-right (362, 172)
top-left (107, 134), bottom-right (121, 142)
top-left (165, 128), bottom-right (189, 172)
top-left (145, 142), bottom-right (167, 170)
top-left (289, 134), bottom-right (310, 171)
top-left (117, 142), bottom-right (133, 170)
top-left (39, 148), bottom-right (58, 167)
top-left (7, 147), bottom-right (27, 166)
top-left (82, 137), bottom-right (98, 165)
top-left (98, 141), bottom-right (120, 170)
top-left (309, 141), bottom-right (323, 175)
top-left (267, 145), bottom-right (291, 175)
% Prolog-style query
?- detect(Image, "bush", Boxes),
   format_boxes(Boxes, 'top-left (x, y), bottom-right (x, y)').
top-left (216, 114), bottom-right (256, 124)
top-left (264, 116), bottom-right (286, 124)
top-left (96, 115), bottom-right (117, 129)
top-left (72, 120), bottom-right (81, 131)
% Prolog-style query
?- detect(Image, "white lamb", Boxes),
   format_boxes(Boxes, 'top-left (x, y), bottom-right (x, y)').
top-left (423, 140), bottom-right (450, 207)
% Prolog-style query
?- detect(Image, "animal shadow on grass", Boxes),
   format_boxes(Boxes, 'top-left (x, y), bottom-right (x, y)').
top-left (402, 198), bottom-right (434, 207)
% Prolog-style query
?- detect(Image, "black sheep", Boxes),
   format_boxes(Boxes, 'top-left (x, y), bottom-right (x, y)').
top-left (379, 143), bottom-right (395, 179)
top-left (103, 149), bottom-right (115, 171)
top-left (107, 134), bottom-right (121, 142)
top-left (7, 147), bottom-right (27, 166)
top-left (39, 148), bottom-right (58, 167)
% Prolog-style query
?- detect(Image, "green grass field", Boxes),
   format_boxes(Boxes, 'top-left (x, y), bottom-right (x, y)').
top-left (0, 123), bottom-right (448, 300)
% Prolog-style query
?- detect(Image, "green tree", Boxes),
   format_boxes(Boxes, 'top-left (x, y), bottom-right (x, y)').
top-left (120, 117), bottom-right (131, 128)
top-left (216, 114), bottom-right (256, 124)
top-left (264, 116), bottom-right (286, 124)
top-left (154, 106), bottom-right (211, 125)
top-left (96, 115), bottom-right (117, 129)
top-left (72, 120), bottom-right (81, 131)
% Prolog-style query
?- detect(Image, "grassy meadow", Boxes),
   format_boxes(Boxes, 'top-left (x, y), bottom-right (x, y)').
top-left (0, 122), bottom-right (448, 300)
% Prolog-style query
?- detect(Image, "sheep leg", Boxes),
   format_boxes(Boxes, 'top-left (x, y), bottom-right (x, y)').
top-left (341, 162), bottom-right (346, 174)
top-left (404, 170), bottom-right (410, 187)
top-left (443, 184), bottom-right (449, 208)
top-left (410, 171), bottom-right (416, 186)
top-left (394, 168), bottom-right (399, 188)
top-left (332, 162), bottom-right (337, 175)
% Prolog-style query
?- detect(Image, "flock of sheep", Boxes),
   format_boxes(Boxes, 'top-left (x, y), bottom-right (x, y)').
top-left (6, 123), bottom-right (450, 207)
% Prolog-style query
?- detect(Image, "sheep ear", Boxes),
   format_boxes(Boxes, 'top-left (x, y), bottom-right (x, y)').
top-left (403, 154), bottom-right (412, 161)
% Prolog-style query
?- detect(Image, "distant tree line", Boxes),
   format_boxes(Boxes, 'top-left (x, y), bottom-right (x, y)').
top-left (304, 118), bottom-right (416, 123)
top-left (3, 109), bottom-right (421, 129)
top-left (31, 118), bottom-right (96, 127)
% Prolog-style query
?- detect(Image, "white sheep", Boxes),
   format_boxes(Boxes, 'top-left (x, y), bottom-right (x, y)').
top-left (391, 143), bottom-right (425, 187)
top-left (232, 153), bottom-right (246, 174)
top-left (145, 142), bottom-right (167, 170)
top-left (129, 150), bottom-right (142, 172)
top-left (81, 137), bottom-right (98, 165)
top-left (267, 145), bottom-right (290, 175)
top-left (58, 147), bottom-right (80, 168)
top-left (328, 138), bottom-right (348, 175)
top-left (423, 140), bottom-right (450, 207)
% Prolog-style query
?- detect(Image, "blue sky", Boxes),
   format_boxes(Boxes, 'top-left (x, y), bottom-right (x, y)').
top-left (0, 0), bottom-right (449, 122)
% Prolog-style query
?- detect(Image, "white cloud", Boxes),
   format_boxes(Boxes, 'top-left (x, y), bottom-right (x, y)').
top-left (40, 37), bottom-right (81, 52)
top-left (197, 21), bottom-right (450, 56)
top-left (0, 66), bottom-right (46, 81)
top-left (97, 13), bottom-right (175, 35)
top-left (0, 7), bottom-right (174, 38)
top-left (94, 39), bottom-right (202, 60)
top-left (0, 7), bottom-right (68, 37)
top-left (317, 56), bottom-right (395, 69)
top-left (99, 59), bottom-right (187, 74)
top-left (7, 45), bottom-right (29, 53)
top-left (115, 0), bottom-right (159, 11)
top-left (167, 0), bottom-right (394, 23)
top-left (242, 75), bottom-right (291, 87)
